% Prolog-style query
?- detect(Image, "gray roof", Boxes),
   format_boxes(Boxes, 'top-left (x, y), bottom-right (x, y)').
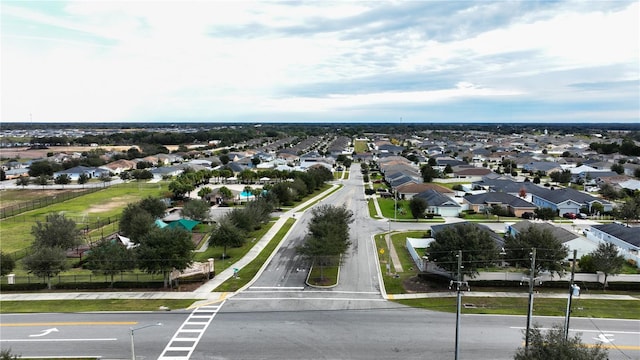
top-left (532, 187), bottom-right (611, 206)
top-left (592, 223), bottom-right (640, 247)
top-left (472, 178), bottom-right (542, 194)
top-left (511, 221), bottom-right (578, 243)
top-left (414, 189), bottom-right (460, 207)
top-left (431, 222), bottom-right (504, 247)
top-left (464, 192), bottom-right (536, 208)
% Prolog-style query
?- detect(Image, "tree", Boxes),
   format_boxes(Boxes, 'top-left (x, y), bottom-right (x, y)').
top-left (181, 199), bottom-right (211, 222)
top-left (1, 252), bottom-right (15, 276)
top-left (420, 164), bottom-right (439, 182)
top-left (427, 223), bottom-right (498, 278)
top-left (15, 176), bottom-right (29, 187)
top-left (31, 213), bottom-right (82, 250)
top-left (169, 179), bottom-right (195, 199)
top-left (77, 173), bottom-right (90, 185)
top-left (610, 163), bottom-right (624, 175)
top-left (119, 203), bottom-right (155, 242)
top-left (135, 227), bottom-right (194, 288)
top-left (28, 160), bottom-right (55, 177)
top-left (131, 169), bottom-right (153, 181)
top-left (0, 348), bottom-right (20, 360)
top-left (590, 242), bottom-right (625, 289)
top-left (54, 174), bottom-right (71, 185)
top-left (138, 196), bottom-right (167, 219)
top-left (218, 186), bottom-right (234, 203)
top-left (99, 173), bottom-right (112, 183)
top-left (504, 225), bottom-right (568, 276)
top-left (514, 323), bottom-right (608, 360)
top-left (297, 205), bottom-right (354, 281)
top-left (444, 164), bottom-right (453, 174)
top-left (35, 174), bottom-right (49, 186)
top-left (84, 240), bottom-right (136, 286)
top-left (409, 197), bottom-right (427, 220)
top-left (22, 247), bottom-right (68, 289)
top-left (198, 186), bottom-right (213, 199)
top-left (209, 219), bottom-right (246, 259)
top-left (534, 207), bottom-right (556, 220)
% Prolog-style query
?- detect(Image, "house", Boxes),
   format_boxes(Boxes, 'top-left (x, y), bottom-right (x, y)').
top-left (101, 159), bottom-right (136, 175)
top-left (530, 187), bottom-right (612, 216)
top-left (414, 189), bottom-right (461, 217)
top-left (3, 168), bottom-right (30, 179)
top-left (396, 182), bottom-right (453, 200)
top-left (522, 162), bottom-right (563, 175)
top-left (53, 166), bottom-right (110, 181)
top-left (464, 192), bottom-right (537, 218)
top-left (431, 222), bottom-right (504, 247)
top-left (506, 221), bottom-right (596, 259)
top-left (585, 223), bottom-right (640, 267)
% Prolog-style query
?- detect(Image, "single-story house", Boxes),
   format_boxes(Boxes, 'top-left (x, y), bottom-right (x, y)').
top-left (464, 192), bottom-right (537, 217)
top-left (413, 189), bottom-right (461, 217)
top-left (506, 221), bottom-right (596, 260)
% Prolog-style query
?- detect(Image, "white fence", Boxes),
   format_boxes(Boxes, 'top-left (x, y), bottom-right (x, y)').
top-left (405, 238), bottom-right (640, 284)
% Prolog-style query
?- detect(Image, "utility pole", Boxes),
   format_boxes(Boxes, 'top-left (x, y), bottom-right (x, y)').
top-left (564, 249), bottom-right (578, 340)
top-left (455, 250), bottom-right (462, 360)
top-left (525, 248), bottom-right (536, 350)
top-left (452, 250), bottom-right (469, 360)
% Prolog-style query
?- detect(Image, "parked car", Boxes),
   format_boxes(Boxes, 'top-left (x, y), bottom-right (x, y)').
top-left (563, 212), bottom-right (577, 219)
top-left (578, 213), bottom-right (588, 219)
top-left (521, 212), bottom-right (534, 219)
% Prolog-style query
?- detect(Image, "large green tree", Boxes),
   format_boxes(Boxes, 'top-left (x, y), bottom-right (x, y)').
top-left (135, 227), bottom-right (194, 288)
top-left (427, 223), bottom-right (498, 278)
top-left (22, 247), bottom-right (68, 289)
top-left (504, 226), bottom-right (568, 276)
top-left (297, 205), bottom-right (354, 281)
top-left (0, 252), bottom-right (15, 276)
top-left (84, 240), bottom-right (136, 286)
top-left (31, 213), bottom-right (82, 250)
top-left (409, 197), bottom-right (428, 220)
top-left (119, 204), bottom-right (155, 242)
top-left (181, 199), bottom-right (211, 222)
top-left (514, 324), bottom-right (608, 360)
top-left (590, 242), bottom-right (625, 289)
top-left (209, 219), bottom-right (246, 259)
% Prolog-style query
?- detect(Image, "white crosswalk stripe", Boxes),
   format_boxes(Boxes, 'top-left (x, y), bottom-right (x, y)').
top-left (158, 301), bottom-right (225, 360)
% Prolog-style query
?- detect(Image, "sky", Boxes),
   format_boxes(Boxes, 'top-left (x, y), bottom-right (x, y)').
top-left (1, 1), bottom-right (639, 124)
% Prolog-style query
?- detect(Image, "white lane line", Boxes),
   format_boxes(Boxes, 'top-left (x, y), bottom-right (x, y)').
top-left (158, 302), bottom-right (225, 360)
top-left (230, 297), bottom-right (386, 302)
top-left (1, 338), bottom-right (117, 342)
top-left (509, 327), bottom-right (640, 335)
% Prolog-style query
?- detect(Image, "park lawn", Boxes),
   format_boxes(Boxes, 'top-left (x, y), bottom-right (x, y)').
top-left (0, 182), bottom-right (168, 253)
top-left (394, 297), bottom-right (640, 320)
top-left (216, 218), bottom-right (295, 292)
top-left (0, 299), bottom-right (197, 313)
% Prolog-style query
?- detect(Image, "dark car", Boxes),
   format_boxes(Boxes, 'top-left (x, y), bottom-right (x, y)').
top-left (521, 212), bottom-right (534, 219)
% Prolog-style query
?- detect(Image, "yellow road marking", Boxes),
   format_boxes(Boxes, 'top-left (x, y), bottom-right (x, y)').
top-left (0, 321), bottom-right (138, 327)
top-left (187, 292), bottom-right (228, 310)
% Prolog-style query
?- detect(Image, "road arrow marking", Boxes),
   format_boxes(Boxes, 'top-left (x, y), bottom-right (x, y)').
top-left (594, 334), bottom-right (614, 343)
top-left (29, 328), bottom-right (58, 337)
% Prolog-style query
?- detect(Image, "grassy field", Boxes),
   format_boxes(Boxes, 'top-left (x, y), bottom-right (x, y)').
top-left (394, 297), bottom-right (640, 319)
top-left (0, 182), bottom-right (168, 254)
top-left (0, 299), bottom-right (196, 313)
top-left (353, 139), bottom-right (368, 154)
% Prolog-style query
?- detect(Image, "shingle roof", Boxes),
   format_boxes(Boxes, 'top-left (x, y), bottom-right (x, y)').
top-left (511, 221), bottom-right (578, 243)
top-left (414, 189), bottom-right (460, 207)
top-left (464, 192), bottom-right (536, 208)
top-left (592, 223), bottom-right (640, 247)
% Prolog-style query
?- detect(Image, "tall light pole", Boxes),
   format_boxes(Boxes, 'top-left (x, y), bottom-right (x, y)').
top-left (451, 250), bottom-right (468, 360)
top-left (525, 248), bottom-right (537, 350)
top-left (564, 249), bottom-right (578, 341)
top-left (130, 322), bottom-right (162, 360)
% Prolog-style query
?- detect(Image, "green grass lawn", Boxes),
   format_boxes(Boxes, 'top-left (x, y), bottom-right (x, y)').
top-left (354, 139), bottom-right (368, 153)
top-left (0, 182), bottom-right (168, 254)
top-left (307, 263), bottom-right (339, 286)
top-left (367, 198), bottom-right (380, 218)
top-left (0, 299), bottom-right (197, 313)
top-left (394, 297), bottom-right (640, 319)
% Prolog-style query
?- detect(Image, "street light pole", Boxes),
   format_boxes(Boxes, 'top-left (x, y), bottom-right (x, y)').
top-left (455, 250), bottom-right (462, 360)
top-left (525, 248), bottom-right (537, 350)
top-left (130, 322), bottom-right (162, 360)
top-left (564, 249), bottom-right (578, 340)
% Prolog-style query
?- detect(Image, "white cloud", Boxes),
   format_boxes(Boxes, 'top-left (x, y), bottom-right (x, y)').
top-left (1, 1), bottom-right (637, 123)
